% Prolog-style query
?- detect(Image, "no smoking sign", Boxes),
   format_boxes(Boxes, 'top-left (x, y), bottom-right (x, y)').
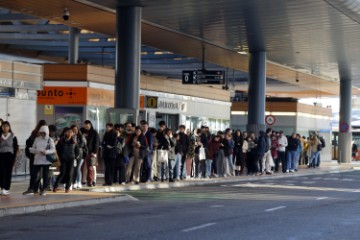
top-left (265, 115), bottom-right (276, 126)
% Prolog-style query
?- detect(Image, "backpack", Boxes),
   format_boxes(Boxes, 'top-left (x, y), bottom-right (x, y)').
top-left (320, 137), bottom-right (326, 148)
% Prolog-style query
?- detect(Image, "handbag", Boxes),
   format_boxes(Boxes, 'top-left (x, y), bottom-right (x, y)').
top-left (157, 149), bottom-right (168, 163)
top-left (199, 147), bottom-right (206, 160)
top-left (51, 152), bottom-right (61, 168)
top-left (45, 138), bottom-right (57, 163)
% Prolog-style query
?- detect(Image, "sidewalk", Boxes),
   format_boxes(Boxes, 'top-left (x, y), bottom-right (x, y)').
top-left (1, 160), bottom-right (358, 217)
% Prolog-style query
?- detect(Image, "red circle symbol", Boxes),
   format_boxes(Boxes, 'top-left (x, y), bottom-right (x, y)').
top-left (265, 115), bottom-right (276, 126)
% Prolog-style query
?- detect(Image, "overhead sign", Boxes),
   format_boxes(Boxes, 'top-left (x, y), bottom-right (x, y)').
top-left (37, 87), bottom-right (87, 105)
top-left (0, 87), bottom-right (15, 97)
top-left (182, 70), bottom-right (225, 84)
top-left (265, 115), bottom-right (276, 125)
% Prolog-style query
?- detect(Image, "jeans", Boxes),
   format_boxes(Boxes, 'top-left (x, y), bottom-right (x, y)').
top-left (309, 151), bottom-right (320, 166)
top-left (287, 151), bottom-right (297, 171)
top-left (194, 153), bottom-right (201, 177)
top-left (169, 159), bottom-right (175, 180)
top-left (75, 159), bottom-right (84, 184)
top-left (143, 153), bottom-right (152, 181)
top-left (205, 159), bottom-right (213, 177)
top-left (161, 160), bottom-right (168, 180)
top-left (180, 154), bottom-right (187, 179)
top-left (217, 150), bottom-right (226, 177)
top-left (173, 153), bottom-right (181, 179)
top-left (226, 154), bottom-right (234, 176)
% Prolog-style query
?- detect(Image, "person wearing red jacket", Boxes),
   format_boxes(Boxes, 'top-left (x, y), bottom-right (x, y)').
top-left (206, 134), bottom-right (221, 178)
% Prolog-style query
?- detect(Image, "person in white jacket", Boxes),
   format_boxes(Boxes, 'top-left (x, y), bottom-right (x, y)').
top-left (277, 131), bottom-right (288, 173)
top-left (23, 125), bottom-right (55, 196)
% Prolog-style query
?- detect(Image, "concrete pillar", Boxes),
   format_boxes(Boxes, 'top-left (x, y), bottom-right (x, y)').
top-left (338, 66), bottom-right (352, 163)
top-left (68, 27), bottom-right (80, 64)
top-left (115, 6), bottom-right (141, 110)
top-left (247, 51), bottom-right (266, 135)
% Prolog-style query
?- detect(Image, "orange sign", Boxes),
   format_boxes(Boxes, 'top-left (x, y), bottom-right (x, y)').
top-left (37, 87), bottom-right (87, 105)
top-left (87, 88), bottom-right (114, 107)
top-left (139, 95), bottom-right (145, 109)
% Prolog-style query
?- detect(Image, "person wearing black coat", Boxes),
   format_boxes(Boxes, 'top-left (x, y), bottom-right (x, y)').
top-left (126, 126), bottom-right (148, 184)
top-left (83, 120), bottom-right (100, 187)
top-left (286, 133), bottom-right (299, 173)
top-left (53, 127), bottom-right (79, 193)
top-left (102, 123), bottom-right (118, 186)
top-left (233, 130), bottom-right (243, 176)
top-left (255, 131), bottom-right (267, 175)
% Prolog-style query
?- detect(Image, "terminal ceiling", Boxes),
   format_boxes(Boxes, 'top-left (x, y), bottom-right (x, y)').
top-left (1, 0), bottom-right (360, 98)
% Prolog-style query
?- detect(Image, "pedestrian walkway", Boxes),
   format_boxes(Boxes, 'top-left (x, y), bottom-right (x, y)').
top-left (0, 161), bottom-right (358, 217)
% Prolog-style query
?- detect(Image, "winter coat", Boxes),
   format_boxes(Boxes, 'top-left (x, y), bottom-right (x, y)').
top-left (206, 138), bottom-right (220, 160)
top-left (102, 129), bottom-right (118, 159)
top-left (85, 128), bottom-right (100, 155)
top-left (255, 131), bottom-right (267, 156)
top-left (287, 137), bottom-right (299, 152)
top-left (56, 137), bottom-right (79, 162)
top-left (30, 126), bottom-right (55, 165)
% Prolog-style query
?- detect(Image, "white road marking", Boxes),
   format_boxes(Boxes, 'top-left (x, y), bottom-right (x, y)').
top-left (341, 178), bottom-right (354, 182)
top-left (265, 206), bottom-right (286, 212)
top-left (352, 189), bottom-right (360, 193)
top-left (316, 197), bottom-right (329, 200)
top-left (210, 205), bottom-right (224, 208)
top-left (233, 183), bottom-right (360, 193)
top-left (220, 185), bottom-right (228, 187)
top-left (301, 181), bottom-right (316, 184)
top-left (182, 223), bottom-right (217, 232)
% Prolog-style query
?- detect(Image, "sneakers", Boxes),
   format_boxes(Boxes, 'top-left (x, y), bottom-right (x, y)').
top-left (77, 183), bottom-right (82, 189)
top-left (1, 189), bottom-right (9, 196)
top-left (40, 191), bottom-right (47, 196)
top-left (285, 170), bottom-right (289, 173)
top-left (290, 170), bottom-right (295, 173)
top-left (23, 189), bottom-right (34, 195)
top-left (73, 183), bottom-right (78, 189)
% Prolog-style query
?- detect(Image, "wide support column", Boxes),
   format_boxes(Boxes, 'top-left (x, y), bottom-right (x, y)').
top-left (338, 74), bottom-right (352, 163)
top-left (68, 27), bottom-right (80, 64)
top-left (115, 6), bottom-right (141, 110)
top-left (247, 51), bottom-right (266, 134)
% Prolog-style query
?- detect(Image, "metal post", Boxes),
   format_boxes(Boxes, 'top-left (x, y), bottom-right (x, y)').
top-left (338, 65), bottom-right (352, 163)
top-left (68, 27), bottom-right (80, 64)
top-left (115, 6), bottom-right (141, 110)
top-left (247, 51), bottom-right (266, 135)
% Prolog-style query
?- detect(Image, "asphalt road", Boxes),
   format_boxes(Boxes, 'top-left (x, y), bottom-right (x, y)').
top-left (1, 171), bottom-right (360, 240)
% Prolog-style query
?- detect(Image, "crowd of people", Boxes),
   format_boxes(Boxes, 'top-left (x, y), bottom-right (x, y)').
top-left (0, 118), bottom-right (326, 196)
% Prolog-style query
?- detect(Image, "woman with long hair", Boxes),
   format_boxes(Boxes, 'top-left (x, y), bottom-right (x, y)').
top-left (53, 127), bottom-right (79, 193)
top-left (0, 121), bottom-right (19, 196)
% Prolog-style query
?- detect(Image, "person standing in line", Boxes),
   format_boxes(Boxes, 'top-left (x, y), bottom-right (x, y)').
top-left (53, 127), bottom-right (79, 193)
top-left (164, 128), bottom-right (176, 182)
top-left (71, 125), bottom-right (87, 189)
top-left (223, 129), bottom-right (235, 177)
top-left (192, 128), bottom-right (203, 178)
top-left (113, 124), bottom-right (126, 185)
top-left (308, 133), bottom-right (319, 168)
top-left (270, 133), bottom-right (279, 173)
top-left (141, 121), bottom-right (154, 183)
top-left (83, 120), bottom-right (100, 187)
top-left (173, 133), bottom-right (182, 181)
top-left (233, 130), bottom-right (243, 176)
top-left (286, 133), bottom-right (299, 173)
top-left (126, 126), bottom-right (148, 184)
top-left (24, 120), bottom-right (47, 194)
top-left (246, 132), bottom-right (257, 176)
top-left (0, 121), bottom-right (19, 196)
top-left (255, 131), bottom-right (267, 175)
top-left (277, 131), bottom-right (288, 173)
top-left (240, 131), bottom-right (248, 175)
top-left (206, 134), bottom-right (221, 178)
top-left (178, 125), bottom-right (189, 180)
top-left (262, 128), bottom-right (273, 175)
top-left (23, 125), bottom-right (55, 196)
top-left (295, 133), bottom-right (303, 171)
top-left (102, 123), bottom-right (118, 186)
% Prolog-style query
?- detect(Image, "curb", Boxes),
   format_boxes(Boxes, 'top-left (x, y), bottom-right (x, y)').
top-left (0, 194), bottom-right (137, 218)
top-left (89, 168), bottom-right (358, 193)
